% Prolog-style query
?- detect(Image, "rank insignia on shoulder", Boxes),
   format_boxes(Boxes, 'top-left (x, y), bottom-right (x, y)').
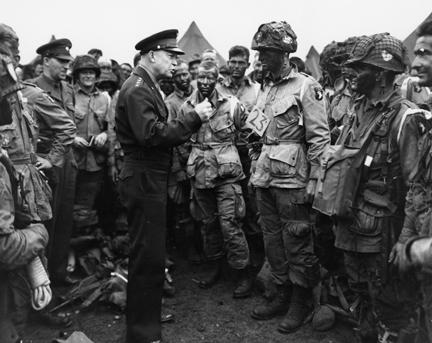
top-left (135, 78), bottom-right (143, 87)
top-left (314, 86), bottom-right (323, 101)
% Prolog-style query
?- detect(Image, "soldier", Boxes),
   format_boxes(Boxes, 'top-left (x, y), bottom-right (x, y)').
top-left (325, 33), bottom-right (426, 342)
top-left (392, 20), bottom-right (432, 342)
top-left (29, 38), bottom-right (78, 285)
top-left (165, 61), bottom-right (199, 263)
top-left (115, 29), bottom-right (211, 343)
top-left (0, 23), bottom-right (66, 336)
top-left (180, 60), bottom-right (253, 297)
top-left (219, 45), bottom-right (263, 270)
top-left (248, 22), bottom-right (330, 333)
top-left (0, 148), bottom-right (49, 343)
top-left (71, 55), bottom-right (110, 234)
top-left (0, 25), bottom-right (76, 287)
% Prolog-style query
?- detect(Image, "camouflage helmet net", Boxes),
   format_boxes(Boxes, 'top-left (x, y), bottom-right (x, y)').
top-left (345, 33), bottom-right (407, 73)
top-left (251, 21), bottom-right (297, 53)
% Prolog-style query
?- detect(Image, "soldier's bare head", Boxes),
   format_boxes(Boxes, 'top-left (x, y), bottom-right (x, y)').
top-left (197, 61), bottom-right (218, 98)
top-left (412, 20), bottom-right (432, 87)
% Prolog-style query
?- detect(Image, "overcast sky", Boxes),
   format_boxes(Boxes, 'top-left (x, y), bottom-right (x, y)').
top-left (3, 0), bottom-right (431, 65)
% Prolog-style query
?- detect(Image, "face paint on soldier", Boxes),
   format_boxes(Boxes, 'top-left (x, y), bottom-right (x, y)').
top-left (44, 56), bottom-right (71, 81)
top-left (197, 66), bottom-right (217, 98)
top-left (258, 49), bottom-right (286, 79)
top-left (412, 35), bottom-right (432, 87)
top-left (173, 63), bottom-right (191, 92)
top-left (349, 64), bottom-right (378, 95)
top-left (78, 69), bottom-right (97, 92)
top-left (152, 50), bottom-right (178, 79)
top-left (228, 55), bottom-right (249, 80)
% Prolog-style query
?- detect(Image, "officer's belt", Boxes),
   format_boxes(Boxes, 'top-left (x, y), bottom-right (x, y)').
top-left (191, 142), bottom-right (234, 150)
top-left (263, 137), bottom-right (305, 145)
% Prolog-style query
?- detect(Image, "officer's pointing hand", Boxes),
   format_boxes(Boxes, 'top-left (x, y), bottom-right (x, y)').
top-left (194, 98), bottom-right (212, 122)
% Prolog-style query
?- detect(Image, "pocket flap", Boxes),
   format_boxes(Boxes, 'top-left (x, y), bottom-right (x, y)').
top-left (272, 96), bottom-right (297, 117)
top-left (269, 145), bottom-right (299, 166)
top-left (209, 114), bottom-right (233, 132)
top-left (118, 168), bottom-right (133, 181)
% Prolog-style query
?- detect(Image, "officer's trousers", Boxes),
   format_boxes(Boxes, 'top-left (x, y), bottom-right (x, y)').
top-left (119, 160), bottom-right (168, 343)
top-left (46, 152), bottom-right (77, 280)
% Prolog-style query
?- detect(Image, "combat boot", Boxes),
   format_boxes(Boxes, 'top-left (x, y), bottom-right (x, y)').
top-left (233, 267), bottom-right (253, 298)
top-left (251, 284), bottom-right (290, 320)
top-left (197, 259), bottom-right (222, 289)
top-left (278, 285), bottom-right (312, 333)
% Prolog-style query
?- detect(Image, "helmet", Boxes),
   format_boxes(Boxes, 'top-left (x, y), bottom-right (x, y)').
top-left (96, 70), bottom-right (118, 86)
top-left (320, 36), bottom-right (361, 86)
top-left (72, 54), bottom-right (100, 78)
top-left (345, 33), bottom-right (407, 73)
top-left (251, 21), bottom-right (297, 53)
top-left (0, 23), bottom-right (19, 57)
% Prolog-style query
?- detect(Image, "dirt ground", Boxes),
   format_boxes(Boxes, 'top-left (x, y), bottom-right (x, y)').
top-left (23, 255), bottom-right (352, 343)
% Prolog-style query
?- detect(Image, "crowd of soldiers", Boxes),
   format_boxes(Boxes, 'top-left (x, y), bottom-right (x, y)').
top-left (1, 17), bottom-right (432, 343)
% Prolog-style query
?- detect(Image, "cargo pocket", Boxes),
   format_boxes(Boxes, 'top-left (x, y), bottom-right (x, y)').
top-left (350, 199), bottom-right (386, 236)
top-left (286, 222), bottom-right (311, 238)
top-left (215, 146), bottom-right (243, 179)
top-left (268, 146), bottom-right (298, 177)
top-left (186, 150), bottom-right (198, 179)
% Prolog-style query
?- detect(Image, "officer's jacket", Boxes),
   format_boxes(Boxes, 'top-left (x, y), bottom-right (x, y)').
top-left (165, 86), bottom-right (193, 185)
top-left (107, 91), bottom-right (123, 170)
top-left (29, 74), bottom-right (75, 119)
top-left (115, 65), bottom-right (201, 169)
top-left (0, 159), bottom-right (48, 270)
top-left (180, 89), bottom-right (248, 189)
top-left (250, 68), bottom-right (330, 189)
top-left (334, 91), bottom-right (429, 253)
top-left (22, 83), bottom-right (76, 168)
top-left (74, 84), bottom-right (110, 171)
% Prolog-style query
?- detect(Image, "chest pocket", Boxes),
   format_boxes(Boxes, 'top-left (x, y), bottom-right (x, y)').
top-left (209, 113), bottom-right (235, 141)
top-left (272, 96), bottom-right (301, 128)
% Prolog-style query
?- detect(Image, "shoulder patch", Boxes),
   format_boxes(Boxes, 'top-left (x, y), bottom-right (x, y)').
top-left (135, 77), bottom-right (143, 87)
top-left (314, 86), bottom-right (324, 101)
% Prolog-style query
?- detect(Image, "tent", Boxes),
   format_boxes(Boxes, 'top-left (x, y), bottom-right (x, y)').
top-left (178, 21), bottom-right (226, 66)
top-left (403, 12), bottom-right (432, 62)
top-left (304, 45), bottom-right (322, 81)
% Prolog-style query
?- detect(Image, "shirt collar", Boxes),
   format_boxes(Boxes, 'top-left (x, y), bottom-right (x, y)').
top-left (174, 85), bottom-right (193, 99)
top-left (74, 82), bottom-right (98, 95)
top-left (222, 75), bottom-right (253, 88)
top-left (188, 88), bottom-right (227, 107)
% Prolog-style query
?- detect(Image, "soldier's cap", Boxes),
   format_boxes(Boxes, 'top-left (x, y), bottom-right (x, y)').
top-left (188, 53), bottom-right (202, 66)
top-left (36, 38), bottom-right (73, 61)
top-left (135, 29), bottom-right (184, 55)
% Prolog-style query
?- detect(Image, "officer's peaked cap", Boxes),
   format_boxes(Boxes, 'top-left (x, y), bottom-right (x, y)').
top-left (135, 29), bottom-right (184, 55)
top-left (36, 38), bottom-right (73, 61)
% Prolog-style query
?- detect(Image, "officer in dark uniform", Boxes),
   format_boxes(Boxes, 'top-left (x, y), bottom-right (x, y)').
top-left (115, 29), bottom-right (212, 343)
top-left (28, 38), bottom-right (78, 284)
